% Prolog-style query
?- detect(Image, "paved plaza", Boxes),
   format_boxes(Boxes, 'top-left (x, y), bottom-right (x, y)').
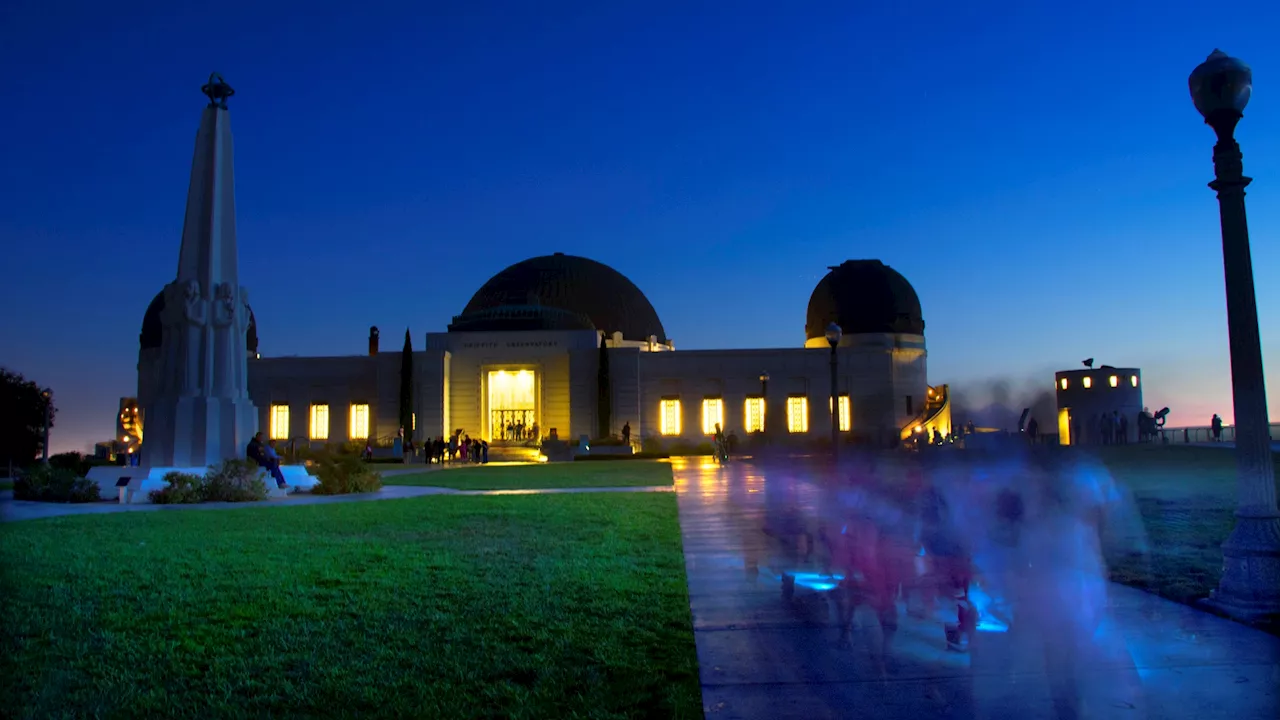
top-left (671, 457), bottom-right (1280, 719)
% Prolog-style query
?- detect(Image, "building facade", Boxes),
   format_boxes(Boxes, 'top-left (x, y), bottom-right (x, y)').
top-left (138, 253), bottom-right (951, 454)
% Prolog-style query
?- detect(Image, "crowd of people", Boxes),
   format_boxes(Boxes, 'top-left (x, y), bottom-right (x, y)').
top-left (400, 430), bottom-right (490, 464)
top-left (754, 447), bottom-right (1142, 717)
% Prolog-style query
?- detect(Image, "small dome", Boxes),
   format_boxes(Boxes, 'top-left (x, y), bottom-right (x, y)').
top-left (140, 290), bottom-right (258, 354)
top-left (805, 260), bottom-right (924, 340)
top-left (455, 253), bottom-right (666, 342)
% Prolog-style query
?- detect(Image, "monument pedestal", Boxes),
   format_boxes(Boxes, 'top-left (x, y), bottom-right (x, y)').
top-left (142, 396), bottom-right (258, 469)
top-left (86, 465), bottom-right (317, 504)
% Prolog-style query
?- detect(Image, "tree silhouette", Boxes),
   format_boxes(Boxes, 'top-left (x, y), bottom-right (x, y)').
top-left (399, 329), bottom-right (413, 440)
top-left (596, 334), bottom-right (611, 439)
top-left (1, 368), bottom-right (55, 468)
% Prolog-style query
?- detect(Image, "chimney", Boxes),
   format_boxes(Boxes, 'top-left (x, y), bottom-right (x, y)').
top-left (368, 326), bottom-right (380, 356)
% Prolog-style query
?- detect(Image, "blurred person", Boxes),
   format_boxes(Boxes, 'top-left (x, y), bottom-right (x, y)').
top-left (762, 471), bottom-right (816, 598)
top-left (829, 466), bottom-right (914, 677)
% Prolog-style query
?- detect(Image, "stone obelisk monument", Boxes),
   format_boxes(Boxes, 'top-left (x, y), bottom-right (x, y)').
top-left (141, 74), bottom-right (258, 468)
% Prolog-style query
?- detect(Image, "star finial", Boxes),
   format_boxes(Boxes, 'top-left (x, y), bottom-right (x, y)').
top-left (201, 73), bottom-right (235, 109)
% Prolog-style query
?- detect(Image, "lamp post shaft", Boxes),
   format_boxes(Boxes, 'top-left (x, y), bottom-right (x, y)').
top-left (761, 377), bottom-right (768, 441)
top-left (829, 346), bottom-right (839, 461)
top-left (1204, 115), bottom-right (1280, 621)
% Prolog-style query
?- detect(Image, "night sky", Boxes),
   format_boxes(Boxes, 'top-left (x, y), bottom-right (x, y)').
top-left (3, 0), bottom-right (1278, 453)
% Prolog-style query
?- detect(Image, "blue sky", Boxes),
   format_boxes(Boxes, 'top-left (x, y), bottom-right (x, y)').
top-left (2, 0), bottom-right (1279, 452)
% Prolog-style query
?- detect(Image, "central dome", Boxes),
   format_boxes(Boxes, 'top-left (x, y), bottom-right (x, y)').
top-left (455, 253), bottom-right (667, 342)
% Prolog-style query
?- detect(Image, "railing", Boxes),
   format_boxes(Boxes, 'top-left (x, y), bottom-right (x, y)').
top-left (900, 385), bottom-right (951, 441)
top-left (1150, 423), bottom-right (1279, 445)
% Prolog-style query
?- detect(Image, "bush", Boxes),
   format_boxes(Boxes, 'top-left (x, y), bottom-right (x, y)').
top-left (640, 436), bottom-right (664, 454)
top-left (311, 451), bottom-right (382, 495)
top-left (147, 460), bottom-right (268, 504)
top-left (149, 472), bottom-right (205, 504)
top-left (203, 459), bottom-right (269, 502)
top-left (13, 465), bottom-right (101, 503)
top-left (49, 451), bottom-right (90, 476)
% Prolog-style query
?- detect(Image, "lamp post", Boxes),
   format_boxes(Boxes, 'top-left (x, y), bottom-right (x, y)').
top-left (759, 372), bottom-right (769, 439)
top-left (825, 323), bottom-right (842, 461)
top-left (40, 388), bottom-right (52, 464)
top-left (1190, 50), bottom-right (1280, 621)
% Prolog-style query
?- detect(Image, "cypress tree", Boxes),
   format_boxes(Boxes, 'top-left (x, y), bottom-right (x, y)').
top-left (596, 333), bottom-right (611, 439)
top-left (399, 329), bottom-right (413, 439)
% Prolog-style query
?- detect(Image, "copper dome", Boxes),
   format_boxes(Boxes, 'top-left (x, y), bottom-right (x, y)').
top-left (454, 253), bottom-right (666, 342)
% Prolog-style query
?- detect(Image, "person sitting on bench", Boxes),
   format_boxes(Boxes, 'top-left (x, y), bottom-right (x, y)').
top-left (247, 432), bottom-right (289, 489)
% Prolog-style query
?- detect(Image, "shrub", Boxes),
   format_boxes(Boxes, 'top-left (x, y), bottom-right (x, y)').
top-left (49, 451), bottom-right (91, 476)
top-left (311, 451), bottom-right (382, 495)
top-left (145, 461), bottom-right (268, 504)
top-left (202, 459), bottom-right (269, 502)
top-left (148, 471), bottom-right (204, 504)
top-left (640, 436), bottom-right (664, 454)
top-left (13, 465), bottom-right (101, 503)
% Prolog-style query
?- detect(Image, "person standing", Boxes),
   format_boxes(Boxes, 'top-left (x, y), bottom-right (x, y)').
top-left (1211, 414), bottom-right (1223, 442)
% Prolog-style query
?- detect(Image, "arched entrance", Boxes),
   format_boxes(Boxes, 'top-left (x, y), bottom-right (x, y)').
top-left (487, 369), bottom-right (537, 442)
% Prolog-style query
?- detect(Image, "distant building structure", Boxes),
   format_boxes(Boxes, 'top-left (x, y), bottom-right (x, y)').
top-left (1054, 367), bottom-right (1143, 445)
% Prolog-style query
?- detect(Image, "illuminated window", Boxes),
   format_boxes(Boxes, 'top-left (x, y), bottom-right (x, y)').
top-left (659, 398), bottom-right (681, 436)
top-left (412, 412), bottom-right (416, 431)
top-left (269, 404), bottom-right (290, 440)
top-left (309, 404), bottom-right (330, 440)
top-left (349, 403), bottom-right (370, 440)
top-left (744, 397), bottom-right (765, 433)
top-left (1082, 376), bottom-right (1093, 389)
top-left (1130, 375), bottom-right (1139, 387)
top-left (701, 398), bottom-right (724, 435)
top-left (1059, 378), bottom-right (1068, 390)
top-left (828, 394), bottom-right (851, 432)
top-left (1109, 375), bottom-right (1119, 388)
top-left (786, 396), bottom-right (809, 433)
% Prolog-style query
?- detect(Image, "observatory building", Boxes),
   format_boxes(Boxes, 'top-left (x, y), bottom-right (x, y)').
top-left (138, 254), bottom-right (951, 452)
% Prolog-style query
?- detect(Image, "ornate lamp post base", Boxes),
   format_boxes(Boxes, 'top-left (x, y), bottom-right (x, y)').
top-left (1201, 515), bottom-right (1280, 622)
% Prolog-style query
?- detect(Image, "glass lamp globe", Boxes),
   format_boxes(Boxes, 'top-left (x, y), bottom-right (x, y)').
top-left (759, 372), bottom-right (769, 383)
top-left (1189, 50), bottom-right (1252, 119)
top-left (825, 322), bottom-right (843, 347)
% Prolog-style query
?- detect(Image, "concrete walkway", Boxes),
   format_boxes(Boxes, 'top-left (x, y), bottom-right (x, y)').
top-left (0, 484), bottom-right (672, 523)
top-left (670, 457), bottom-right (1280, 720)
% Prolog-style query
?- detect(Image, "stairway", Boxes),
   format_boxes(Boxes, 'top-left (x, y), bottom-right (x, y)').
top-left (483, 444), bottom-right (544, 464)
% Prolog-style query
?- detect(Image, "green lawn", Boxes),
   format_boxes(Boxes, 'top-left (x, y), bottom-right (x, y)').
top-left (387, 460), bottom-right (674, 491)
top-left (1093, 445), bottom-right (1280, 611)
top-left (0, 478), bottom-right (12, 491)
top-left (0, 493), bottom-right (701, 719)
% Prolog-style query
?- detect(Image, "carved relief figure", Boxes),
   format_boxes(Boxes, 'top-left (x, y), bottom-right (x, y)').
top-left (238, 287), bottom-right (251, 331)
top-left (182, 279), bottom-right (207, 325)
top-left (213, 282), bottom-right (236, 326)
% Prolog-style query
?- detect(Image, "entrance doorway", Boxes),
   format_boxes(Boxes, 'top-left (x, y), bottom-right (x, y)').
top-left (488, 370), bottom-right (537, 442)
